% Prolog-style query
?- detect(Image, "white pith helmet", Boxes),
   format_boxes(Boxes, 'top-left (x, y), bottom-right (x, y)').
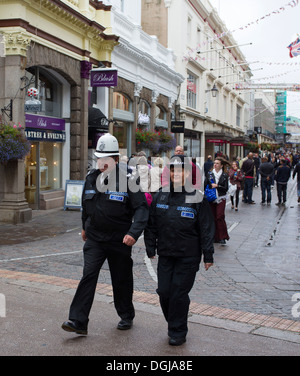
top-left (94, 133), bottom-right (120, 158)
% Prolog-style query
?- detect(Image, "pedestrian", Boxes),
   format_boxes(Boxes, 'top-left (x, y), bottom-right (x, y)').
top-left (161, 145), bottom-right (201, 188)
top-left (62, 133), bottom-right (149, 335)
top-left (241, 152), bottom-right (256, 204)
top-left (204, 155), bottom-right (213, 176)
top-left (228, 161), bottom-right (244, 211)
top-left (275, 158), bottom-right (291, 206)
top-left (144, 155), bottom-right (214, 346)
top-left (292, 159), bottom-right (300, 203)
top-left (259, 157), bottom-right (275, 206)
top-left (253, 153), bottom-right (261, 187)
top-left (205, 157), bottom-right (230, 245)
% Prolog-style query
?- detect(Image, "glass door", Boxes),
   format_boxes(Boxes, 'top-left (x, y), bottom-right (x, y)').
top-left (25, 142), bottom-right (40, 209)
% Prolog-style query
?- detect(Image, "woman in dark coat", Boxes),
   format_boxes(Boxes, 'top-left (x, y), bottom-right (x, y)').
top-left (205, 157), bottom-right (230, 245)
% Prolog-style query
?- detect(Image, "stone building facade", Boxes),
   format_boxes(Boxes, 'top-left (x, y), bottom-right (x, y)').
top-left (0, 0), bottom-right (118, 222)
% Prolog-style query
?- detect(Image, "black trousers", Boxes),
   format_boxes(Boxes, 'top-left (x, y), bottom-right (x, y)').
top-left (156, 256), bottom-right (200, 339)
top-left (277, 182), bottom-right (288, 203)
top-left (69, 238), bottom-right (135, 326)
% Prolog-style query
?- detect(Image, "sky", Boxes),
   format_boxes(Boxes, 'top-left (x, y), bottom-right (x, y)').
top-left (209, 0), bottom-right (300, 118)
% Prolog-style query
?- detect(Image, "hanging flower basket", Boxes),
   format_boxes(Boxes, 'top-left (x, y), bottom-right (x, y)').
top-left (136, 128), bottom-right (176, 154)
top-left (0, 122), bottom-right (31, 164)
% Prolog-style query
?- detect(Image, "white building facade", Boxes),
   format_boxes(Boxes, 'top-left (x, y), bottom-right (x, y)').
top-left (98, 0), bottom-right (184, 158)
top-left (142, 0), bottom-right (252, 162)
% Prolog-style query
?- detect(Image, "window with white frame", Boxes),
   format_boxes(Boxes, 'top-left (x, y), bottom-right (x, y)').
top-left (187, 73), bottom-right (197, 109)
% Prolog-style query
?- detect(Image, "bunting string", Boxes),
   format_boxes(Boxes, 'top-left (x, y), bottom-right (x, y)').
top-left (183, 0), bottom-right (299, 61)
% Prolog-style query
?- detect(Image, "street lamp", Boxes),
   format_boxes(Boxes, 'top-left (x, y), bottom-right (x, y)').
top-left (205, 84), bottom-right (219, 98)
top-left (211, 84), bottom-right (219, 98)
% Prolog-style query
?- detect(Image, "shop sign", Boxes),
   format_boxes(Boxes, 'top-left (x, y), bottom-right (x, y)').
top-left (231, 143), bottom-right (244, 146)
top-left (25, 113), bottom-right (65, 132)
top-left (171, 121), bottom-right (185, 133)
top-left (91, 68), bottom-right (118, 87)
top-left (25, 103), bottom-right (42, 112)
top-left (25, 128), bottom-right (66, 142)
top-left (206, 139), bottom-right (227, 144)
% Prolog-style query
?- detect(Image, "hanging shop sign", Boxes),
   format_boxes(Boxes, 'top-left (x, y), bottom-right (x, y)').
top-left (25, 113), bottom-right (65, 131)
top-left (171, 121), bottom-right (185, 133)
top-left (91, 68), bottom-right (118, 87)
top-left (24, 87), bottom-right (42, 112)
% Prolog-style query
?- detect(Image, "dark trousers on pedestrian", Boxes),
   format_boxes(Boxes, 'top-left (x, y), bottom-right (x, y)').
top-left (277, 182), bottom-right (287, 203)
top-left (261, 179), bottom-right (272, 203)
top-left (69, 238), bottom-right (135, 326)
top-left (243, 177), bottom-right (254, 203)
top-left (230, 187), bottom-right (240, 208)
top-left (209, 200), bottom-right (229, 242)
top-left (156, 256), bottom-right (200, 339)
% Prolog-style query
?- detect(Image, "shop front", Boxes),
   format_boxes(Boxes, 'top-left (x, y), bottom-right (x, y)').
top-left (206, 138), bottom-right (230, 158)
top-left (24, 114), bottom-right (66, 209)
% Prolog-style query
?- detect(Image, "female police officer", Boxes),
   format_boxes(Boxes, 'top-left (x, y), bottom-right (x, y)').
top-left (62, 133), bottom-right (149, 335)
top-left (144, 155), bottom-right (215, 346)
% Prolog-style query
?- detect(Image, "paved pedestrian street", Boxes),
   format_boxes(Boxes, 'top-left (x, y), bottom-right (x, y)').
top-left (0, 180), bottom-right (299, 356)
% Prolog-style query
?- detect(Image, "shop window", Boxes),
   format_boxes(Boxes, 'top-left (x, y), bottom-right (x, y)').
top-left (25, 67), bottom-right (62, 117)
top-left (40, 142), bottom-right (62, 191)
top-left (155, 105), bottom-right (166, 120)
top-left (113, 92), bottom-right (132, 112)
top-left (155, 105), bottom-right (168, 129)
top-left (139, 100), bottom-right (150, 116)
top-left (25, 142), bottom-right (62, 205)
top-left (138, 100), bottom-right (151, 128)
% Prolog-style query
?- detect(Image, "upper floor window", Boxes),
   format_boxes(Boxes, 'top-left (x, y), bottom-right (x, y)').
top-left (187, 73), bottom-right (197, 109)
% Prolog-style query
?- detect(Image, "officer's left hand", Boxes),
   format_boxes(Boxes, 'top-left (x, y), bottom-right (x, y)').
top-left (123, 235), bottom-right (136, 247)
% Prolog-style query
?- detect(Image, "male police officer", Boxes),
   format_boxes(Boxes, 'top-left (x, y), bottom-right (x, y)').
top-left (62, 133), bottom-right (149, 335)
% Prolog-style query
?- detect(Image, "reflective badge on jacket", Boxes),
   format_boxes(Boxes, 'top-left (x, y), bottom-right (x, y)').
top-left (85, 190), bottom-right (96, 195)
top-left (156, 204), bottom-right (169, 210)
top-left (105, 191), bottom-right (128, 202)
top-left (177, 206), bottom-right (196, 219)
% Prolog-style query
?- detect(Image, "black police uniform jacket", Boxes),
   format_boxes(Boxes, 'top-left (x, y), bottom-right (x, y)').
top-left (144, 186), bottom-right (215, 263)
top-left (82, 165), bottom-right (149, 243)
